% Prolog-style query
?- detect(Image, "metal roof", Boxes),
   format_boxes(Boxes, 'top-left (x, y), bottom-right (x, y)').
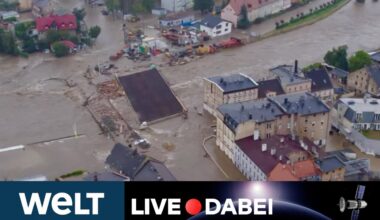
top-left (269, 92), bottom-right (330, 116)
top-left (316, 155), bottom-right (345, 173)
top-left (304, 68), bottom-right (333, 92)
top-left (207, 73), bottom-right (258, 94)
top-left (200, 14), bottom-right (227, 28)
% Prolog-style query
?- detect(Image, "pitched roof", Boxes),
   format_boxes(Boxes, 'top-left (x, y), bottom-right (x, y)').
top-left (218, 99), bottom-right (284, 131)
top-left (207, 73), bottom-right (258, 94)
top-left (324, 65), bottom-right (349, 78)
top-left (339, 98), bottom-right (380, 123)
top-left (269, 92), bottom-right (330, 116)
top-left (268, 159), bottom-right (320, 181)
top-left (227, 0), bottom-right (280, 14)
top-left (367, 64), bottom-right (380, 87)
top-left (371, 51), bottom-right (380, 63)
top-left (304, 68), bottom-right (333, 92)
top-left (236, 135), bottom-right (314, 175)
top-left (105, 143), bottom-right (176, 181)
top-left (200, 14), bottom-right (227, 28)
top-left (218, 92), bottom-right (329, 132)
top-left (257, 78), bottom-right (285, 99)
top-left (270, 64), bottom-right (310, 87)
top-left (35, 14), bottom-right (77, 32)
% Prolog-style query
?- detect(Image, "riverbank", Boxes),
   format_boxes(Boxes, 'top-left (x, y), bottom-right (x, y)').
top-left (261, 0), bottom-right (351, 39)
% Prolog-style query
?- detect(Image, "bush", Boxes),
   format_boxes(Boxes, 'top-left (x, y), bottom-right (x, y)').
top-left (51, 42), bottom-right (70, 57)
top-left (60, 170), bottom-right (85, 179)
top-left (89, 26), bottom-right (101, 39)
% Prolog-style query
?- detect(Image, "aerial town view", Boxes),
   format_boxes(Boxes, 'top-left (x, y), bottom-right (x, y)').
top-left (0, 0), bottom-right (379, 182)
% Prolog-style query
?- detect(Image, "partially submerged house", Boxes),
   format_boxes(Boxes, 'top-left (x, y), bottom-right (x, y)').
top-left (35, 14), bottom-right (77, 38)
top-left (105, 143), bottom-right (176, 181)
top-left (159, 11), bottom-right (195, 27)
top-left (200, 14), bottom-right (232, 38)
top-left (221, 0), bottom-right (291, 27)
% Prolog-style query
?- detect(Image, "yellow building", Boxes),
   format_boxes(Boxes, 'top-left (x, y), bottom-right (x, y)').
top-left (203, 73), bottom-right (259, 117)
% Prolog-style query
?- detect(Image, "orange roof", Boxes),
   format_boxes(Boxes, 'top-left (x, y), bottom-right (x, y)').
top-left (268, 160), bottom-right (320, 181)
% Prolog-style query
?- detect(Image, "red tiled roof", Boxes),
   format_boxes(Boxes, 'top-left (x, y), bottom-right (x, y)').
top-left (227, 0), bottom-right (279, 14)
top-left (268, 159), bottom-right (320, 181)
top-left (61, 40), bottom-right (76, 49)
top-left (236, 135), bottom-right (315, 175)
top-left (35, 14), bottom-right (77, 32)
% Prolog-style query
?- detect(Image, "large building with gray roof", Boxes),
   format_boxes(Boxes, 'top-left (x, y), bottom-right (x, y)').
top-left (203, 73), bottom-right (259, 116)
top-left (215, 91), bottom-right (330, 160)
top-left (333, 98), bottom-right (380, 132)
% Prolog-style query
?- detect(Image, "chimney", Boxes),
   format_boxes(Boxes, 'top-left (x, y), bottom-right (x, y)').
top-left (294, 60), bottom-right (298, 74)
top-left (270, 148), bottom-right (276, 156)
top-left (261, 143), bottom-right (267, 152)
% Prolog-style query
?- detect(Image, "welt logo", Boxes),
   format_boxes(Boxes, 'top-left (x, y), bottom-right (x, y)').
top-left (18, 192), bottom-right (105, 216)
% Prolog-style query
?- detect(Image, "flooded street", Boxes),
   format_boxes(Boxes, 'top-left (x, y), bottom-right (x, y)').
top-left (1, 0), bottom-right (380, 180)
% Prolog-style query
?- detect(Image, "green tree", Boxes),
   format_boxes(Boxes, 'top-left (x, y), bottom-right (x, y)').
top-left (46, 30), bottom-right (61, 44)
top-left (73, 8), bottom-right (86, 22)
top-left (194, 0), bottom-right (214, 13)
top-left (22, 38), bottom-right (38, 53)
top-left (0, 1), bottom-right (19, 11)
top-left (0, 29), bottom-right (18, 55)
top-left (106, 0), bottom-right (121, 12)
top-left (323, 46), bottom-right (349, 71)
top-left (132, 2), bottom-right (145, 13)
top-left (51, 42), bottom-right (69, 57)
top-left (142, 0), bottom-right (155, 11)
top-left (348, 50), bottom-right (372, 72)
top-left (89, 26), bottom-right (101, 39)
top-left (302, 63), bottom-right (322, 73)
top-left (15, 21), bottom-right (34, 40)
top-left (237, 5), bottom-right (250, 29)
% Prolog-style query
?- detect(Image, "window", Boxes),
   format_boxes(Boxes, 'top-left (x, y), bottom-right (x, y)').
top-left (216, 24), bottom-right (222, 29)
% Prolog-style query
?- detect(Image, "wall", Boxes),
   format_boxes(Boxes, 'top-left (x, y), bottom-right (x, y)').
top-left (234, 144), bottom-right (267, 181)
top-left (321, 167), bottom-right (345, 181)
top-left (221, 4), bottom-right (238, 27)
top-left (200, 21), bottom-right (232, 38)
top-left (203, 79), bottom-right (258, 116)
top-left (347, 68), bottom-right (369, 95)
top-left (284, 81), bottom-right (311, 93)
top-left (297, 113), bottom-right (329, 145)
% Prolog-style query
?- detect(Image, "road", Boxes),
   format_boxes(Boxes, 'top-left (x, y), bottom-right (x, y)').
top-left (0, 0), bottom-right (380, 180)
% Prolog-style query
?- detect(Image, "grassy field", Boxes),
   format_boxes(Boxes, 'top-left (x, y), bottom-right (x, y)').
top-left (262, 0), bottom-right (351, 38)
top-left (362, 130), bottom-right (380, 140)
